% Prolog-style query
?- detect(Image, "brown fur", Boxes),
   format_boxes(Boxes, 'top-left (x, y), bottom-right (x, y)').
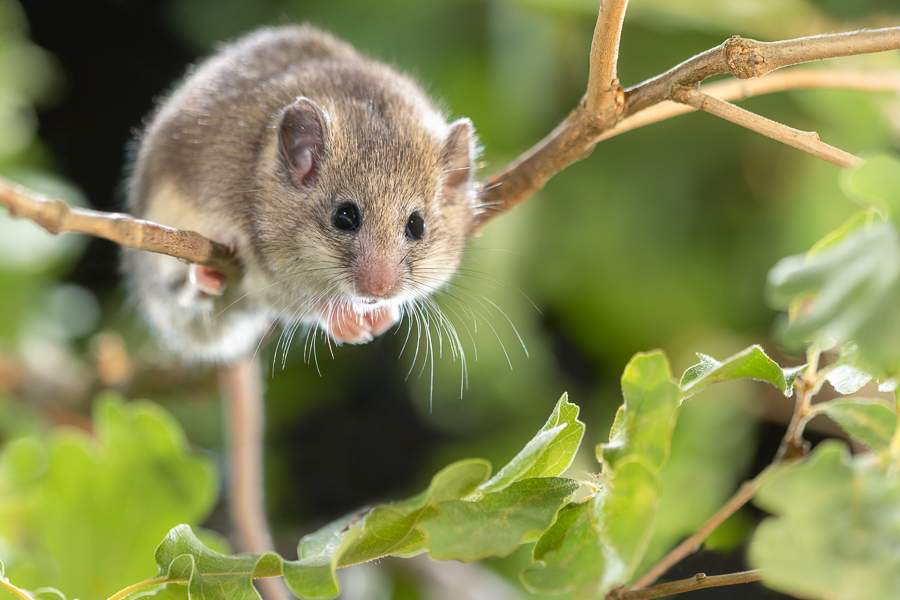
top-left (123, 25), bottom-right (477, 363)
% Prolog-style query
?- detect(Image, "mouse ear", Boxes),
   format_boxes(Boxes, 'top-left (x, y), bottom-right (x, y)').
top-left (279, 97), bottom-right (328, 189)
top-left (440, 118), bottom-right (474, 203)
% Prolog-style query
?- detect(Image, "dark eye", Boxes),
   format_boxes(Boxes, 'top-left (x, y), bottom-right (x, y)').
top-left (406, 212), bottom-right (425, 240)
top-left (332, 202), bottom-right (360, 232)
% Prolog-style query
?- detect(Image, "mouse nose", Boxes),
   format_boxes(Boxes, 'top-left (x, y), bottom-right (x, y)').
top-left (357, 260), bottom-right (398, 299)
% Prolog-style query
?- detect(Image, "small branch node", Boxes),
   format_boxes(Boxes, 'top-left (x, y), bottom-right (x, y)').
top-left (724, 36), bottom-right (768, 79)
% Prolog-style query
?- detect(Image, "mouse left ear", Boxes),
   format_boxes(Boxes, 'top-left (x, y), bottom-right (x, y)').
top-left (440, 118), bottom-right (474, 203)
top-left (279, 97), bottom-right (329, 189)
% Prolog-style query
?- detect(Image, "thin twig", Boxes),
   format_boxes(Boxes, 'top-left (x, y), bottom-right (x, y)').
top-left (623, 27), bottom-right (900, 118)
top-left (474, 1), bottom-right (631, 231)
top-left (776, 347), bottom-right (825, 460)
top-left (596, 69), bottom-right (900, 143)
top-left (631, 469), bottom-right (772, 590)
top-left (0, 176), bottom-right (240, 279)
top-left (675, 89), bottom-right (863, 168)
top-left (220, 357), bottom-right (290, 600)
top-left (585, 0), bottom-right (629, 115)
top-left (612, 570), bottom-right (763, 600)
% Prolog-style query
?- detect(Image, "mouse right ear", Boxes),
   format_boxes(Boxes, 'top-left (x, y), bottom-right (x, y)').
top-left (279, 97), bottom-right (328, 188)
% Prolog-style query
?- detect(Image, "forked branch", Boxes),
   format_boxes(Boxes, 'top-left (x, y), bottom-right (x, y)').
top-left (597, 69), bottom-right (900, 142)
top-left (474, 26), bottom-right (900, 230)
top-left (623, 27), bottom-right (900, 118)
top-left (1, 18), bottom-right (899, 278)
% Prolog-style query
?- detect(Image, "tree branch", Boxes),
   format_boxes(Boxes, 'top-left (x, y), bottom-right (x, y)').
top-left (475, 26), bottom-right (900, 231)
top-left (777, 346), bottom-right (825, 461)
top-left (220, 356), bottom-right (290, 600)
top-left (585, 0), bottom-right (629, 115)
top-left (630, 467), bottom-right (773, 590)
top-left (4, 26), bottom-right (899, 265)
top-left (675, 88), bottom-right (863, 168)
top-left (623, 27), bottom-right (900, 118)
top-left (611, 570), bottom-right (763, 600)
top-left (596, 69), bottom-right (900, 143)
top-left (473, 0), bottom-right (630, 230)
top-left (0, 176), bottom-right (240, 279)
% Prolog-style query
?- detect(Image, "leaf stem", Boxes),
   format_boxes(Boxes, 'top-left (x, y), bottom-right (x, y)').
top-left (776, 346), bottom-right (826, 460)
top-left (107, 575), bottom-right (185, 600)
top-left (612, 570), bottom-right (762, 600)
top-left (630, 469), bottom-right (772, 589)
top-left (0, 578), bottom-right (35, 600)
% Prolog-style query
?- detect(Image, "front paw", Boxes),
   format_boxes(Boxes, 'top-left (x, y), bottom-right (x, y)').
top-left (189, 264), bottom-right (228, 297)
top-left (322, 304), bottom-right (399, 344)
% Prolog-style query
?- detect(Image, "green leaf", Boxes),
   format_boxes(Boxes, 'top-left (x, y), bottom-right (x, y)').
top-left (680, 345), bottom-right (790, 400)
top-left (824, 364), bottom-right (874, 394)
top-left (750, 441), bottom-right (900, 600)
top-left (597, 458), bottom-right (662, 581)
top-left (152, 516), bottom-right (363, 600)
top-left (810, 398), bottom-right (896, 452)
top-left (638, 381), bottom-right (759, 576)
top-left (841, 152), bottom-right (900, 219)
top-left (782, 364), bottom-right (806, 390)
top-left (768, 221), bottom-right (900, 378)
top-left (0, 435), bottom-right (47, 486)
top-left (522, 502), bottom-right (605, 598)
top-left (523, 459), bottom-right (662, 598)
top-left (155, 525), bottom-right (281, 600)
top-left (284, 513), bottom-right (363, 599)
top-left (337, 459), bottom-right (491, 566)
top-left (808, 209), bottom-right (880, 256)
top-left (420, 477), bottom-right (579, 562)
top-left (0, 394), bottom-right (217, 600)
top-left (480, 394), bottom-right (585, 493)
top-left (597, 351), bottom-right (680, 471)
top-left (137, 583), bottom-right (189, 600)
top-left (31, 590), bottom-right (66, 600)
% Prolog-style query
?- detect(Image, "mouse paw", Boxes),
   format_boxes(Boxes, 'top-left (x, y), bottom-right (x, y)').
top-left (322, 304), bottom-right (399, 344)
top-left (189, 264), bottom-right (228, 297)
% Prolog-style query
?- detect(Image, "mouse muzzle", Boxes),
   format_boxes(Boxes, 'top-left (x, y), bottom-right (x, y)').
top-left (355, 254), bottom-right (401, 299)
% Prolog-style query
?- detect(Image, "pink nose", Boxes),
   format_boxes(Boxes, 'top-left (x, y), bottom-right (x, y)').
top-left (358, 262), bottom-right (397, 298)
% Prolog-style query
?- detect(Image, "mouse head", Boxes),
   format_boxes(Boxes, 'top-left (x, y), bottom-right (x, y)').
top-left (262, 95), bottom-right (476, 316)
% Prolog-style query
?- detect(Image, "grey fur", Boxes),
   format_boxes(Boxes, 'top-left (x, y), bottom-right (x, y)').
top-left (123, 25), bottom-right (477, 364)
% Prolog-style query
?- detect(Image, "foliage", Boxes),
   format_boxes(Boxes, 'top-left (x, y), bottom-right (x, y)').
top-left (750, 441), bottom-right (900, 600)
top-left (10, 331), bottom-right (900, 600)
top-left (0, 395), bottom-right (218, 600)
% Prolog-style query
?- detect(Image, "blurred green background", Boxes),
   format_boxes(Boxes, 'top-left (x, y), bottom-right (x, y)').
top-left (0, 0), bottom-right (899, 599)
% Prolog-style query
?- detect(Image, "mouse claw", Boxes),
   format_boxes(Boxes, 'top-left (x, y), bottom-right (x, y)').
top-left (189, 264), bottom-right (228, 297)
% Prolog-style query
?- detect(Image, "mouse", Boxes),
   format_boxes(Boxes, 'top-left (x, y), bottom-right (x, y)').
top-left (121, 25), bottom-right (478, 364)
